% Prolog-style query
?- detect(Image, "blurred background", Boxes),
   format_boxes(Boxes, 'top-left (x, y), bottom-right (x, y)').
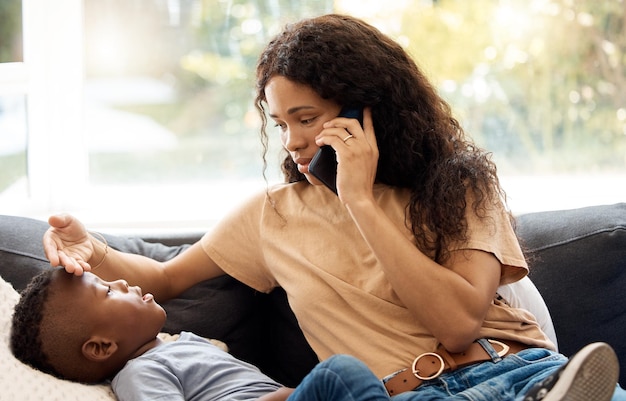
top-left (1, 0), bottom-right (625, 232)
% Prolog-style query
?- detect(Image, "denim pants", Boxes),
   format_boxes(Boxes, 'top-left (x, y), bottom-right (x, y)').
top-left (287, 349), bottom-right (626, 401)
top-left (287, 354), bottom-right (390, 401)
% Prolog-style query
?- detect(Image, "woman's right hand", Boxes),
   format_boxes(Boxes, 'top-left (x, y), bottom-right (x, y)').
top-left (43, 214), bottom-right (96, 275)
top-left (317, 107), bottom-right (379, 204)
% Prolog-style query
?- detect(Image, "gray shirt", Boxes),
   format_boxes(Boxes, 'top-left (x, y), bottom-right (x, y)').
top-left (112, 332), bottom-right (282, 401)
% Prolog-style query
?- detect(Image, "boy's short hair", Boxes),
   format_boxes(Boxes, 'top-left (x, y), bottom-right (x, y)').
top-left (10, 269), bottom-right (60, 377)
top-left (10, 268), bottom-right (103, 383)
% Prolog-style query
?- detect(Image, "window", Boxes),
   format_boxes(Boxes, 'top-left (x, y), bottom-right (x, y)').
top-left (1, 0), bottom-right (624, 232)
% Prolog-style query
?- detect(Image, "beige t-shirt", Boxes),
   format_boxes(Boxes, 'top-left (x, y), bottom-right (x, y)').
top-left (201, 182), bottom-right (554, 378)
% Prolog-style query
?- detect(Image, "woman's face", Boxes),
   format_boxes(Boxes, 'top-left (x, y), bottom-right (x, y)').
top-left (265, 75), bottom-right (341, 185)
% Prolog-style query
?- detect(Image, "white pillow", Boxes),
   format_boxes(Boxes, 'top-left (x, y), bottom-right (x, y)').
top-left (0, 274), bottom-right (116, 401)
top-left (497, 276), bottom-right (559, 351)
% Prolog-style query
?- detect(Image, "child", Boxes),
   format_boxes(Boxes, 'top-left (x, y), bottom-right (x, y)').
top-left (11, 268), bottom-right (394, 401)
top-left (10, 268), bottom-right (296, 400)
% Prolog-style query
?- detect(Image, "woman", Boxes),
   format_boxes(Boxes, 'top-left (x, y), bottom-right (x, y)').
top-left (45, 14), bottom-right (622, 400)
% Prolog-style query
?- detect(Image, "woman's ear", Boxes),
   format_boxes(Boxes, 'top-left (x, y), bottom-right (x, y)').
top-left (82, 336), bottom-right (119, 362)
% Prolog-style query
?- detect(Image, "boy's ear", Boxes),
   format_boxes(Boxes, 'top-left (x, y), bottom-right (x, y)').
top-left (82, 336), bottom-right (119, 362)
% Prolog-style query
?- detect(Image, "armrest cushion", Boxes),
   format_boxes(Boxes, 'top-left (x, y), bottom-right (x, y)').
top-left (516, 203), bottom-right (626, 384)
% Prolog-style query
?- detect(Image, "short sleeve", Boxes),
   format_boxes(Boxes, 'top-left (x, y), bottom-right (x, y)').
top-left (450, 196), bottom-right (528, 285)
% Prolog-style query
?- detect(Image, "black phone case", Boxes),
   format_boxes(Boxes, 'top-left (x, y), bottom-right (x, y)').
top-left (309, 107), bottom-right (363, 194)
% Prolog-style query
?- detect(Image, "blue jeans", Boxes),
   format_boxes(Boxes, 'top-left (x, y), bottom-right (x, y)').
top-left (287, 350), bottom-right (626, 401)
top-left (287, 355), bottom-right (389, 401)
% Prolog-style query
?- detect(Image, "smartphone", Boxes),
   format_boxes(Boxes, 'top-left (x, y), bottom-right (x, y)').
top-left (309, 107), bottom-right (364, 194)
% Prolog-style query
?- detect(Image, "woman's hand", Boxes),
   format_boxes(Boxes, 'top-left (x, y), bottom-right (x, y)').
top-left (317, 107), bottom-right (378, 205)
top-left (43, 214), bottom-right (96, 276)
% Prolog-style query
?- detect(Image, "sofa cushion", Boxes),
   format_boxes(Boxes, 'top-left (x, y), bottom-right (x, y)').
top-left (0, 215), bottom-right (191, 292)
top-left (160, 275), bottom-right (268, 368)
top-left (517, 203), bottom-right (626, 385)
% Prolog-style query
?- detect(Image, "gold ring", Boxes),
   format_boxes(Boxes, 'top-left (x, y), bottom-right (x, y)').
top-left (343, 134), bottom-right (354, 143)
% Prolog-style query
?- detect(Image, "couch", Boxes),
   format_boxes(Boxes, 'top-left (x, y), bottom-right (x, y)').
top-left (0, 203), bottom-right (625, 399)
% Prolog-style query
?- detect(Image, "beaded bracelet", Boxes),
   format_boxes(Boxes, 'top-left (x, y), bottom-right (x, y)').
top-left (89, 231), bottom-right (109, 271)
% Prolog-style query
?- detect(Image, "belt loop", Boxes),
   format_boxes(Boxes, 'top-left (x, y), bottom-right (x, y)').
top-left (477, 338), bottom-right (503, 363)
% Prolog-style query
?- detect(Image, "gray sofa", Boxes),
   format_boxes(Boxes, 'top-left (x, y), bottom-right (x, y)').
top-left (1, 203), bottom-right (625, 387)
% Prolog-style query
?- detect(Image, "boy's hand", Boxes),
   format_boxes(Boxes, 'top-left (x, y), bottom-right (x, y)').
top-left (43, 214), bottom-right (95, 276)
top-left (256, 387), bottom-right (294, 401)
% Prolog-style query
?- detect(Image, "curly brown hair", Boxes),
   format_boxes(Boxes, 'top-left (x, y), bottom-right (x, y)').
top-left (254, 14), bottom-right (509, 262)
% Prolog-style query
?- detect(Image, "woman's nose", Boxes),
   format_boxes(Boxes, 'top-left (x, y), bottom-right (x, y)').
top-left (283, 127), bottom-right (307, 152)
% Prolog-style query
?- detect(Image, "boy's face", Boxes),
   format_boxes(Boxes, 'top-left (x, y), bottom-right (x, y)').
top-left (52, 270), bottom-right (167, 347)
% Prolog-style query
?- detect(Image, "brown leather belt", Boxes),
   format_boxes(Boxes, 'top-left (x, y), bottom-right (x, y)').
top-left (384, 339), bottom-right (529, 396)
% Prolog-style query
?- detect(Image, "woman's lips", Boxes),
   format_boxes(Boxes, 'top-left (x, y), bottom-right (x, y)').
top-left (295, 157), bottom-right (312, 174)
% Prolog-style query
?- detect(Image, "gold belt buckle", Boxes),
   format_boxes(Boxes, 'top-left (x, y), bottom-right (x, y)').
top-left (488, 339), bottom-right (510, 357)
top-left (411, 352), bottom-right (445, 380)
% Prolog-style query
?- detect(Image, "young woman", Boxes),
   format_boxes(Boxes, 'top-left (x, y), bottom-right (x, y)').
top-left (44, 14), bottom-right (622, 400)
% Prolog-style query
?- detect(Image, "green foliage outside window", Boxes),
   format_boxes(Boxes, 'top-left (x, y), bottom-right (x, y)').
top-left (88, 0), bottom-right (625, 183)
top-left (397, 0), bottom-right (626, 173)
top-left (0, 0), bottom-right (22, 63)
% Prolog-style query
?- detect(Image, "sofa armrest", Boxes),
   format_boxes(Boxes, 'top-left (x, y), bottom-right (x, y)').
top-left (516, 203), bottom-right (626, 385)
top-left (140, 232), bottom-right (204, 247)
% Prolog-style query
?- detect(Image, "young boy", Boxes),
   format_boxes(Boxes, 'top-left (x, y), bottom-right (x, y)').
top-left (11, 268), bottom-right (395, 401)
top-left (10, 268), bottom-right (387, 401)
top-left (10, 268), bottom-right (298, 400)
top-left (10, 267), bottom-right (622, 401)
